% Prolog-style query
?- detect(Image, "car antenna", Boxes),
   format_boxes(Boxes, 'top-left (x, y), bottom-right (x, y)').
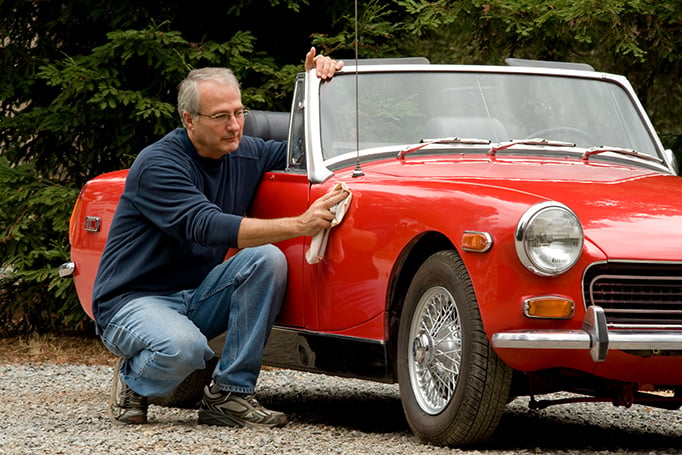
top-left (352, 0), bottom-right (364, 178)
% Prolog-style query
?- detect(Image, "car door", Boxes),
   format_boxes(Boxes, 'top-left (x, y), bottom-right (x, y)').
top-left (249, 75), bottom-right (314, 328)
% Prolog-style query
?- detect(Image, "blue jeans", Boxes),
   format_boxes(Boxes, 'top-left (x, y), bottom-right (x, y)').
top-left (100, 245), bottom-right (287, 397)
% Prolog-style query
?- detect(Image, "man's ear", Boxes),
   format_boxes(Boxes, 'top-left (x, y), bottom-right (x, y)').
top-left (182, 111), bottom-right (195, 129)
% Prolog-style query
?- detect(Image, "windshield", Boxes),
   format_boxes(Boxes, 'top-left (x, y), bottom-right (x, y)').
top-left (319, 71), bottom-right (658, 161)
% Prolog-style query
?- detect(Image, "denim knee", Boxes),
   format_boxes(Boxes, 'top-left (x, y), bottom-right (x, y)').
top-left (155, 330), bottom-right (213, 373)
top-left (256, 244), bottom-right (287, 283)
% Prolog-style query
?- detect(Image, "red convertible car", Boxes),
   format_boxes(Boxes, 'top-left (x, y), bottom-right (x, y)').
top-left (61, 58), bottom-right (682, 447)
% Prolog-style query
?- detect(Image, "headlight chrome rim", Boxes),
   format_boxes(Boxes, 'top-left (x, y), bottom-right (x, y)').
top-left (515, 201), bottom-right (584, 276)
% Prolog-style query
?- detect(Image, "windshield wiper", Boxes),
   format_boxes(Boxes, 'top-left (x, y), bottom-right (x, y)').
top-left (397, 137), bottom-right (491, 160)
top-left (582, 146), bottom-right (663, 164)
top-left (489, 138), bottom-right (576, 156)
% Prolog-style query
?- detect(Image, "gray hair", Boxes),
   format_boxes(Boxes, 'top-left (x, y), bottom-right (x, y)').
top-left (177, 67), bottom-right (241, 127)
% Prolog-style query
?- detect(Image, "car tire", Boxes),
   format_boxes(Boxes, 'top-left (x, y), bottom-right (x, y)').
top-left (397, 250), bottom-right (512, 447)
top-left (148, 356), bottom-right (218, 408)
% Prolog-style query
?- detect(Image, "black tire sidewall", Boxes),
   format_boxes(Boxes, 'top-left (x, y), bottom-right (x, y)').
top-left (397, 250), bottom-right (484, 443)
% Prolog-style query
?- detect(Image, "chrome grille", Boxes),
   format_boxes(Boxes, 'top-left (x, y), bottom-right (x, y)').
top-left (583, 262), bottom-right (682, 326)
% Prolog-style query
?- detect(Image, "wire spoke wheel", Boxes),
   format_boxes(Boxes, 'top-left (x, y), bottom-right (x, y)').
top-left (397, 250), bottom-right (512, 447)
top-left (409, 286), bottom-right (462, 414)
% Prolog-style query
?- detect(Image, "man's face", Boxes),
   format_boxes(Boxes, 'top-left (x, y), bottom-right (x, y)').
top-left (184, 80), bottom-right (245, 159)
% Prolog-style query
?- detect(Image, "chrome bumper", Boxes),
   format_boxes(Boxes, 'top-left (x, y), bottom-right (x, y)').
top-left (491, 305), bottom-right (682, 362)
top-left (59, 262), bottom-right (75, 278)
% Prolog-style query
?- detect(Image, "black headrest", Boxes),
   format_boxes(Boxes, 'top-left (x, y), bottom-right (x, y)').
top-left (243, 110), bottom-right (290, 141)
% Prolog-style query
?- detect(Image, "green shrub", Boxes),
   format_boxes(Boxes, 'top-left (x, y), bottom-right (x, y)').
top-left (0, 23), bottom-right (292, 335)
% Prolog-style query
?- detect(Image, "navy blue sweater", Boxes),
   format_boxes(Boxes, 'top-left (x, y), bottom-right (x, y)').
top-left (92, 128), bottom-right (287, 334)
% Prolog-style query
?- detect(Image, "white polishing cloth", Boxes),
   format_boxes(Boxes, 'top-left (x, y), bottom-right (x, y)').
top-left (306, 182), bottom-right (352, 264)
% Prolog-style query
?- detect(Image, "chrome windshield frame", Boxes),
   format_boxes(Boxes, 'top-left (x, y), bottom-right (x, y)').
top-left (302, 63), bottom-right (674, 183)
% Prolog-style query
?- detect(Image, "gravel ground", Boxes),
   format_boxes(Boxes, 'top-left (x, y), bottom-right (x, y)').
top-left (1, 362), bottom-right (682, 454)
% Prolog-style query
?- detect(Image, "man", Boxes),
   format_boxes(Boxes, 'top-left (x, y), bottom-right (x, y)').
top-left (92, 48), bottom-right (345, 428)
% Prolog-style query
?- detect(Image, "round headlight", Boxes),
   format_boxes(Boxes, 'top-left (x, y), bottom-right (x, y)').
top-left (515, 202), bottom-right (583, 276)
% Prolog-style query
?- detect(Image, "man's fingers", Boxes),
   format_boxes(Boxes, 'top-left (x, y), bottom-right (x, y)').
top-left (305, 47), bottom-right (343, 79)
top-left (323, 189), bottom-right (349, 208)
top-left (304, 47), bottom-right (316, 72)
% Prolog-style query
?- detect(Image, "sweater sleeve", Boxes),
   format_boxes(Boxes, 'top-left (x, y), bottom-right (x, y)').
top-left (129, 158), bottom-right (242, 248)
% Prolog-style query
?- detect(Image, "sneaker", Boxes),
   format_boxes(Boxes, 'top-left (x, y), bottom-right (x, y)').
top-left (108, 357), bottom-right (148, 425)
top-left (198, 386), bottom-right (287, 428)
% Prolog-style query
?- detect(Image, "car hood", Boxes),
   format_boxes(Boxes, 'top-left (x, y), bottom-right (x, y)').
top-left (371, 156), bottom-right (682, 261)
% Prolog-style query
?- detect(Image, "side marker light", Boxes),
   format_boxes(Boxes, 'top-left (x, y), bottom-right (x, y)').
top-left (461, 231), bottom-right (492, 252)
top-left (524, 297), bottom-right (574, 319)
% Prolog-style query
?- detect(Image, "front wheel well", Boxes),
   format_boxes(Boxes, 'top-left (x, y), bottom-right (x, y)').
top-left (386, 231), bottom-right (456, 374)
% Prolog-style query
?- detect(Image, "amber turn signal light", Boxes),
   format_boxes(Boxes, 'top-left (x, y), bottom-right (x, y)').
top-left (524, 296), bottom-right (574, 319)
top-left (461, 231), bottom-right (492, 252)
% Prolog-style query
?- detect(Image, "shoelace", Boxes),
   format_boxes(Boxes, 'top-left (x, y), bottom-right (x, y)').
top-left (123, 387), bottom-right (146, 408)
top-left (240, 394), bottom-right (264, 409)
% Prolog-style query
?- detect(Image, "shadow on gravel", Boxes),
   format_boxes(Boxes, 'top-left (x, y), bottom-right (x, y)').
top-left (490, 406), bottom-right (682, 452)
top-left (260, 386), bottom-right (410, 435)
top-left (259, 382), bottom-right (682, 451)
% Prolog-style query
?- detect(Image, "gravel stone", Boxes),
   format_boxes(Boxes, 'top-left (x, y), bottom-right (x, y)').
top-left (1, 363), bottom-right (681, 454)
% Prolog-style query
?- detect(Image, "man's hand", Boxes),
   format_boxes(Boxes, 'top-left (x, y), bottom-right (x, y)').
top-left (237, 185), bottom-right (350, 248)
top-left (295, 185), bottom-right (350, 236)
top-left (305, 47), bottom-right (344, 80)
